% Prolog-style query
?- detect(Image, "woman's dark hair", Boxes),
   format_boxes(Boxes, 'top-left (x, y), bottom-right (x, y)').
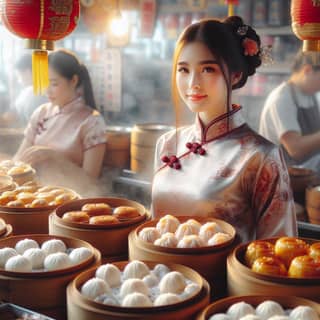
top-left (171, 16), bottom-right (261, 127)
top-left (48, 49), bottom-right (96, 109)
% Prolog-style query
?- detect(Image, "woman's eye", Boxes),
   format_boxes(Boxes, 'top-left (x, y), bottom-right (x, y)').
top-left (177, 67), bottom-right (188, 73)
top-left (203, 66), bottom-right (215, 73)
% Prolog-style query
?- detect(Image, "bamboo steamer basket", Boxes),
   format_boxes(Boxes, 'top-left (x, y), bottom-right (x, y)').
top-left (306, 185), bottom-right (320, 224)
top-left (227, 237), bottom-right (320, 302)
top-left (130, 123), bottom-right (173, 178)
top-left (67, 260), bottom-right (210, 320)
top-left (0, 234), bottom-right (101, 320)
top-left (50, 197), bottom-right (149, 261)
top-left (0, 187), bottom-right (80, 235)
top-left (294, 202), bottom-right (308, 222)
top-left (196, 295), bottom-right (320, 319)
top-left (104, 126), bottom-right (131, 169)
top-left (129, 216), bottom-right (238, 299)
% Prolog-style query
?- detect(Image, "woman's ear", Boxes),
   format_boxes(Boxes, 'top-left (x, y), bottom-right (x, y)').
top-left (71, 74), bottom-right (79, 88)
top-left (231, 71), bottom-right (243, 86)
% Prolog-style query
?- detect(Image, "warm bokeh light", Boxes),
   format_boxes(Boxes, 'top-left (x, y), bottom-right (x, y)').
top-left (109, 16), bottom-right (129, 37)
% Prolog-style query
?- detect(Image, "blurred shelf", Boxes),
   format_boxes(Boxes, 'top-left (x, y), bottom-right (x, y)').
top-left (255, 26), bottom-right (293, 36)
top-left (258, 63), bottom-right (291, 74)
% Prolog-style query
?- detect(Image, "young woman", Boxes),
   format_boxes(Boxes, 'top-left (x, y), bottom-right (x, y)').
top-left (14, 49), bottom-right (107, 193)
top-left (151, 16), bottom-right (297, 242)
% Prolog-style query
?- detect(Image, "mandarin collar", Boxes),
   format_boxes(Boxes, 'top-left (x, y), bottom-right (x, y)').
top-left (51, 96), bottom-right (85, 115)
top-left (194, 104), bottom-right (245, 143)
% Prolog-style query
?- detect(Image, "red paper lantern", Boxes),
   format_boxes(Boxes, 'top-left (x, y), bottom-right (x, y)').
top-left (291, 0), bottom-right (320, 51)
top-left (1, 0), bottom-right (80, 93)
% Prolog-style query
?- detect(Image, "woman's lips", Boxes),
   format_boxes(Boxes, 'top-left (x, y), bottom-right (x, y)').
top-left (187, 94), bottom-right (207, 101)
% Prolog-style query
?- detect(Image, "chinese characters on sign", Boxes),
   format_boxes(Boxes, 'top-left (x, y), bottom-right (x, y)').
top-left (140, 0), bottom-right (156, 38)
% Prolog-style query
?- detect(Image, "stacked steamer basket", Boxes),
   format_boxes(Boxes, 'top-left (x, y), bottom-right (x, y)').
top-left (67, 260), bottom-right (210, 319)
top-left (0, 234), bottom-right (101, 320)
top-left (0, 183), bottom-right (80, 234)
top-left (129, 215), bottom-right (238, 299)
top-left (196, 295), bottom-right (320, 320)
top-left (49, 197), bottom-right (149, 263)
top-left (0, 160), bottom-right (36, 186)
top-left (227, 236), bottom-right (320, 302)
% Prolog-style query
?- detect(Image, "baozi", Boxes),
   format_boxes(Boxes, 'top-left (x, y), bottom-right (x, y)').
top-left (5, 255), bottom-right (32, 272)
top-left (69, 247), bottom-right (92, 264)
top-left (156, 215), bottom-right (180, 234)
top-left (143, 274), bottom-right (159, 288)
top-left (175, 222), bottom-right (199, 240)
top-left (123, 260), bottom-right (150, 279)
top-left (290, 306), bottom-right (319, 320)
top-left (226, 302), bottom-right (255, 319)
top-left (23, 248), bottom-right (46, 269)
top-left (154, 233), bottom-right (178, 248)
top-left (15, 239), bottom-right (39, 254)
top-left (154, 293), bottom-right (181, 306)
top-left (208, 315), bottom-right (232, 320)
top-left (95, 263), bottom-right (121, 287)
top-left (208, 232), bottom-right (231, 246)
top-left (41, 239), bottom-right (66, 255)
top-left (255, 300), bottom-right (284, 319)
top-left (139, 227), bottom-right (161, 243)
top-left (94, 293), bottom-right (119, 306)
top-left (81, 277), bottom-right (111, 299)
top-left (44, 252), bottom-right (71, 270)
top-left (177, 235), bottom-right (204, 248)
top-left (120, 278), bottom-right (149, 298)
top-left (0, 247), bottom-right (18, 268)
top-left (122, 292), bottom-right (152, 307)
top-left (199, 222), bottom-right (222, 242)
top-left (159, 271), bottom-right (186, 294)
top-left (152, 263), bottom-right (171, 279)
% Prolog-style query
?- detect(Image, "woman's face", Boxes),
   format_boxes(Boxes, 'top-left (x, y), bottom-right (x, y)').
top-left (47, 67), bottom-right (78, 107)
top-left (176, 41), bottom-right (228, 123)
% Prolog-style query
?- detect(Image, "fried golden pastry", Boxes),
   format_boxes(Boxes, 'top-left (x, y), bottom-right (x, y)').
top-left (113, 206), bottom-right (140, 220)
top-left (55, 193), bottom-right (76, 205)
top-left (2, 190), bottom-right (19, 197)
top-left (7, 200), bottom-right (25, 208)
top-left (309, 243), bottom-right (320, 261)
top-left (0, 194), bottom-right (16, 205)
top-left (15, 185), bottom-right (38, 193)
top-left (245, 240), bottom-right (275, 267)
top-left (36, 192), bottom-right (56, 203)
top-left (29, 198), bottom-right (49, 208)
top-left (62, 211), bottom-right (90, 223)
top-left (288, 255), bottom-right (320, 278)
top-left (274, 237), bottom-right (309, 268)
top-left (37, 185), bottom-right (56, 193)
top-left (81, 203), bottom-right (112, 216)
top-left (16, 192), bottom-right (36, 205)
top-left (252, 256), bottom-right (287, 276)
top-left (7, 166), bottom-right (26, 175)
top-left (89, 215), bottom-right (119, 225)
top-left (49, 188), bottom-right (66, 197)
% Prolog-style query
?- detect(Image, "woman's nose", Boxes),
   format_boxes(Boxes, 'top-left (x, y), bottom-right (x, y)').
top-left (189, 72), bottom-right (200, 89)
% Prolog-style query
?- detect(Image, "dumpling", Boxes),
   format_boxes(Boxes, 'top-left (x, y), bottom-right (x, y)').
top-left (159, 271), bottom-right (186, 294)
top-left (5, 255), bottom-right (32, 272)
top-left (23, 248), bottom-right (46, 269)
top-left (289, 306), bottom-right (319, 320)
top-left (15, 239), bottom-right (39, 254)
top-left (139, 227), bottom-right (161, 243)
top-left (156, 215), bottom-right (180, 234)
top-left (181, 282), bottom-right (201, 299)
top-left (255, 300), bottom-right (284, 319)
top-left (143, 274), bottom-right (159, 288)
top-left (95, 264), bottom-right (121, 288)
top-left (239, 316), bottom-right (262, 320)
top-left (186, 219), bottom-right (202, 229)
top-left (226, 302), bottom-right (255, 319)
top-left (177, 235), bottom-right (205, 248)
top-left (154, 293), bottom-right (181, 306)
top-left (154, 233), bottom-right (178, 248)
top-left (199, 222), bottom-right (222, 242)
top-left (81, 277), bottom-right (111, 299)
top-left (123, 260), bottom-right (150, 280)
top-left (209, 314), bottom-right (232, 320)
top-left (175, 222), bottom-right (199, 240)
top-left (94, 293), bottom-right (119, 306)
top-left (120, 278), bottom-right (149, 298)
top-left (44, 252), bottom-right (71, 270)
top-left (122, 292), bottom-right (152, 307)
top-left (41, 239), bottom-right (67, 255)
top-left (208, 232), bottom-right (231, 246)
top-left (69, 247), bottom-right (92, 265)
top-left (0, 247), bottom-right (18, 268)
top-left (152, 263), bottom-right (171, 279)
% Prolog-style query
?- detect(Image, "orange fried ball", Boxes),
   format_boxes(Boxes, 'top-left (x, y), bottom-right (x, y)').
top-left (62, 211), bottom-right (90, 223)
top-left (81, 203), bottom-right (112, 216)
top-left (252, 256), bottom-right (287, 276)
top-left (288, 255), bottom-right (320, 278)
top-left (113, 206), bottom-right (141, 220)
top-left (89, 215), bottom-right (119, 225)
top-left (245, 240), bottom-right (275, 267)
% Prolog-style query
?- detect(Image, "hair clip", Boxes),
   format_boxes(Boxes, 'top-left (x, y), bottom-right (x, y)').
top-left (260, 44), bottom-right (274, 66)
top-left (237, 25), bottom-right (248, 36)
top-left (242, 37), bottom-right (259, 56)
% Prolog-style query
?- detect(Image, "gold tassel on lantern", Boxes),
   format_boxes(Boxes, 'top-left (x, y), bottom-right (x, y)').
top-left (32, 50), bottom-right (49, 95)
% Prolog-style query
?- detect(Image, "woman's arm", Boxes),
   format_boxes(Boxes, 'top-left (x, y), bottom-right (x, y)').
top-left (83, 144), bottom-right (106, 178)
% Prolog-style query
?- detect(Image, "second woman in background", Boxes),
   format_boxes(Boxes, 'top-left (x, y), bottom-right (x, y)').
top-left (151, 16), bottom-right (297, 242)
top-left (14, 49), bottom-right (107, 195)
